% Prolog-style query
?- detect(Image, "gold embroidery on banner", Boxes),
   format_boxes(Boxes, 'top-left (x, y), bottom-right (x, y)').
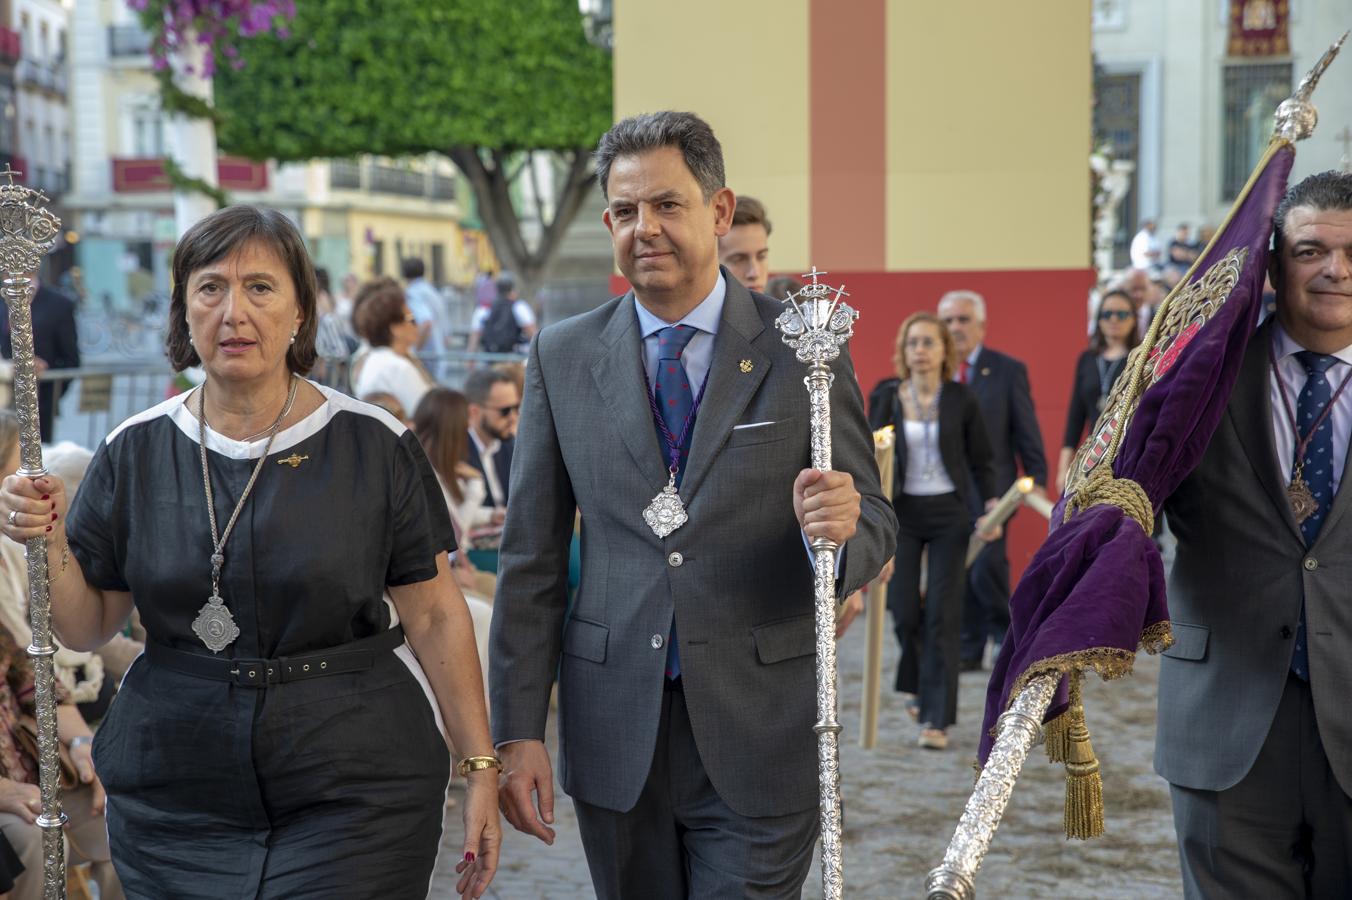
top-left (1066, 247), bottom-right (1249, 496)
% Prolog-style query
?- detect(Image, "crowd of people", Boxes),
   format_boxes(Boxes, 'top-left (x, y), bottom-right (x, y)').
top-left (0, 107), bottom-right (1342, 900)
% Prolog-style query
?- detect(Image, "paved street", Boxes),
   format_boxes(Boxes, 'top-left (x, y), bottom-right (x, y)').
top-left (432, 594), bottom-right (1181, 898)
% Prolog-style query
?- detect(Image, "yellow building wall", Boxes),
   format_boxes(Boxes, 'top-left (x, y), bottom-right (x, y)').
top-left (613, 0), bottom-right (812, 269)
top-left (613, 0), bottom-right (1091, 274)
top-left (885, 2), bottom-right (1091, 271)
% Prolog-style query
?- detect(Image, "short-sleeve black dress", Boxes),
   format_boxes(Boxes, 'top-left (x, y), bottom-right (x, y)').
top-left (68, 384), bottom-right (457, 900)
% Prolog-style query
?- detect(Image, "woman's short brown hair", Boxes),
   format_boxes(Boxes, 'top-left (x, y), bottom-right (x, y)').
top-left (351, 278), bottom-right (407, 348)
top-left (166, 206), bottom-right (319, 374)
top-left (892, 312), bottom-right (957, 382)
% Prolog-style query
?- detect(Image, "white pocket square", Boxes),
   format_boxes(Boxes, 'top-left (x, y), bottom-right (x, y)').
top-left (733, 421), bottom-right (776, 430)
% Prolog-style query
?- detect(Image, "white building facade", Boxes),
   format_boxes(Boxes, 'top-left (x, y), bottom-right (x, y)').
top-left (1093, 0), bottom-right (1352, 266)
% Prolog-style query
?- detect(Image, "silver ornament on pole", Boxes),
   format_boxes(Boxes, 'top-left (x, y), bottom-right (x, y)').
top-left (774, 267), bottom-right (857, 900)
top-left (0, 165), bottom-right (65, 898)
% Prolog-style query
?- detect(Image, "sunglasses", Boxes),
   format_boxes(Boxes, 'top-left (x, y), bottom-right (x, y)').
top-left (1098, 309), bottom-right (1133, 322)
top-left (488, 404), bottom-right (520, 417)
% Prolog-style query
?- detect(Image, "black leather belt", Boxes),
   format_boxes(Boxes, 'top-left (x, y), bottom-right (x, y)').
top-left (145, 626), bottom-right (406, 689)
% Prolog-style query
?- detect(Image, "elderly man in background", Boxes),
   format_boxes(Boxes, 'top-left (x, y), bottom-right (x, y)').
top-left (937, 289), bottom-right (1047, 671)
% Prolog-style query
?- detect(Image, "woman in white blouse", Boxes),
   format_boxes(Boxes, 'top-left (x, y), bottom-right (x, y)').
top-left (412, 387), bottom-right (497, 697)
top-left (350, 278), bottom-right (435, 415)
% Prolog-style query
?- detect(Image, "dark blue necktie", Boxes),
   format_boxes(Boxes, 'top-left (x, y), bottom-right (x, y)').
top-left (653, 325), bottom-right (697, 680)
top-left (1291, 350), bottom-right (1339, 681)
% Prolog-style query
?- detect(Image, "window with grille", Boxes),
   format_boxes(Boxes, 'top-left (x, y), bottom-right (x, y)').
top-left (1222, 62), bottom-right (1290, 200)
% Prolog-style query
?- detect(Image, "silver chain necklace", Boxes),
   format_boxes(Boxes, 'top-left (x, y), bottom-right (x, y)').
top-left (907, 379), bottom-right (941, 479)
top-left (191, 375), bottom-right (300, 653)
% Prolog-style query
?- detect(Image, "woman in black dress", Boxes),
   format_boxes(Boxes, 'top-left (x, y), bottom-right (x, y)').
top-left (1056, 288), bottom-right (1140, 494)
top-left (0, 206), bottom-right (500, 899)
top-left (868, 313), bottom-right (999, 750)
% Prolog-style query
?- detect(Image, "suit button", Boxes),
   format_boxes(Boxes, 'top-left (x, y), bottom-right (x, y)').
top-left (1280, 625), bottom-right (1293, 639)
top-left (651, 634), bottom-right (664, 650)
top-left (1304, 557), bottom-right (1318, 571)
top-left (667, 552), bottom-right (684, 568)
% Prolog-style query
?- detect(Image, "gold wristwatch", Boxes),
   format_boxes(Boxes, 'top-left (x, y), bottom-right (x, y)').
top-left (456, 755), bottom-right (504, 777)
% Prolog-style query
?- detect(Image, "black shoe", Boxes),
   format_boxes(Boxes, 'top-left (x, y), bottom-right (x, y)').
top-left (959, 658), bottom-right (984, 672)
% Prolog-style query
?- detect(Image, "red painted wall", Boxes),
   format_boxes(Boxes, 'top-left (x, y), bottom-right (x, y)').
top-left (608, 267), bottom-right (1097, 580)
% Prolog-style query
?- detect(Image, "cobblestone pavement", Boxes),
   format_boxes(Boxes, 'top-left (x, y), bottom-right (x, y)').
top-left (433, 597), bottom-right (1180, 898)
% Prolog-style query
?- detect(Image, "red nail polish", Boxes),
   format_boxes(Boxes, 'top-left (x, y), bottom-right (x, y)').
top-left (464, 852), bottom-right (475, 863)
top-left (40, 495), bottom-right (48, 501)
top-left (51, 513), bottom-right (57, 521)
top-left (45, 526), bottom-right (50, 532)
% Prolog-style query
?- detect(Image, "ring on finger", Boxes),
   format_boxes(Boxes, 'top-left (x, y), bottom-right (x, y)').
top-left (6, 510), bottom-right (15, 526)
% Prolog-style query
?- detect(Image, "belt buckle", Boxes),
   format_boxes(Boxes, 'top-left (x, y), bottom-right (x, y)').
top-left (228, 658), bottom-right (272, 688)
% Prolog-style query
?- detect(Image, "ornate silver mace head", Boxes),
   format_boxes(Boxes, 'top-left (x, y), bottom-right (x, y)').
top-left (0, 167), bottom-right (60, 271)
top-left (774, 267), bottom-right (859, 365)
top-left (1273, 30), bottom-right (1347, 142)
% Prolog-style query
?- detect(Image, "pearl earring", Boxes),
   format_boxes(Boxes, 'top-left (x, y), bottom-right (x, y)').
top-left (290, 330), bottom-right (297, 345)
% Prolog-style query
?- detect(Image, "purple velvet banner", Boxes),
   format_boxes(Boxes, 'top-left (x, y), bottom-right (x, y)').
top-left (978, 143), bottom-right (1296, 765)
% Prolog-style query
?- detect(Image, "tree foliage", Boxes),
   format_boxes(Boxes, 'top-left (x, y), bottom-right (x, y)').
top-left (212, 0), bottom-right (613, 289)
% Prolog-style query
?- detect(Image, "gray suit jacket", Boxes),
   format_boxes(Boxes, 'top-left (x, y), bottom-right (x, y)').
top-left (488, 274), bottom-right (896, 817)
top-left (1156, 318), bottom-right (1352, 793)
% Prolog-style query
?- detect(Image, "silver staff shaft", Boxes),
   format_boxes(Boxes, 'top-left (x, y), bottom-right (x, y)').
top-left (774, 269), bottom-right (856, 900)
top-left (805, 360), bottom-right (843, 900)
top-left (5, 273), bottom-right (67, 900)
top-left (924, 674), bottom-right (1058, 899)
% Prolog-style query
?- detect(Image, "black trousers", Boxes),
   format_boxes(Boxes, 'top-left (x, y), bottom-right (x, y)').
top-left (961, 531), bottom-right (1010, 663)
top-left (1170, 675), bottom-right (1352, 899)
top-left (887, 492), bottom-right (969, 730)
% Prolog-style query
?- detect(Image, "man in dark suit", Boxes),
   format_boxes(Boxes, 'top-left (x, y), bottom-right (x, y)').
top-left (489, 111), bottom-right (895, 898)
top-left (937, 289), bottom-right (1047, 670)
top-left (1157, 170), bottom-right (1352, 897)
top-left (0, 280), bottom-right (80, 442)
top-left (464, 366), bottom-right (518, 510)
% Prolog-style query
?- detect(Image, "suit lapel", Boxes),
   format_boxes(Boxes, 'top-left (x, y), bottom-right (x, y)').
top-left (1312, 371), bottom-right (1352, 541)
top-left (1230, 319), bottom-right (1305, 546)
top-left (679, 279), bottom-right (770, 503)
top-left (591, 294), bottom-right (667, 488)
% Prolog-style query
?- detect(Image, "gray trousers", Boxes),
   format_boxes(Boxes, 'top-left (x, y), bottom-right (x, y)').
top-left (1170, 674), bottom-right (1352, 899)
top-left (573, 686), bottom-right (818, 900)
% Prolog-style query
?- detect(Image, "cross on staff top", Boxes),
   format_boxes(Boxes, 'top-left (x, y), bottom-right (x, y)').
top-left (0, 165), bottom-right (20, 186)
top-left (801, 266), bottom-right (828, 285)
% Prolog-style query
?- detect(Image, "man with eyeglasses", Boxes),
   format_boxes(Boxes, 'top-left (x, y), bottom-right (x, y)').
top-left (465, 367), bottom-right (521, 512)
top-left (936, 289), bottom-right (1047, 672)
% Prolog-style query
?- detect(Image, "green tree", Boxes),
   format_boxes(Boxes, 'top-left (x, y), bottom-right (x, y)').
top-left (213, 0), bottom-right (613, 292)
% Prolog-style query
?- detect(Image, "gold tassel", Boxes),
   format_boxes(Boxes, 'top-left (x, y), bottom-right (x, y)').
top-left (1042, 707), bottom-right (1070, 763)
top-left (1060, 671), bottom-right (1105, 839)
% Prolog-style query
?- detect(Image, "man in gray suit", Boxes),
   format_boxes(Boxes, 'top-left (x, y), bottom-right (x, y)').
top-left (489, 111), bottom-right (896, 898)
top-left (1158, 170), bottom-right (1352, 897)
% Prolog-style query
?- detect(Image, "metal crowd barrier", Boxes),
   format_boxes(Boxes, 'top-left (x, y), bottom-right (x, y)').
top-left (0, 350), bottom-right (528, 451)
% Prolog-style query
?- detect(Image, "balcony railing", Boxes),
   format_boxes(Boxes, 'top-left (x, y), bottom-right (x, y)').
top-left (112, 157), bottom-right (268, 193)
top-left (17, 59), bottom-right (65, 96)
top-left (108, 24), bottom-right (154, 58)
top-left (329, 159), bottom-right (459, 202)
top-left (369, 164), bottom-right (426, 197)
top-left (329, 159), bottom-right (362, 189)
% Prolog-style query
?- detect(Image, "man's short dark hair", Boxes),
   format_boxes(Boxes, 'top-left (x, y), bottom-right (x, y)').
top-left (595, 111), bottom-right (725, 202)
top-left (166, 205), bottom-right (318, 374)
top-left (1273, 170), bottom-right (1352, 259)
top-left (465, 367), bottom-right (516, 406)
top-left (401, 257), bottom-right (425, 280)
top-left (731, 195), bottom-right (771, 236)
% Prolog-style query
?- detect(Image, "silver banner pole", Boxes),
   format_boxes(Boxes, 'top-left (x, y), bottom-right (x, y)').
top-left (0, 167), bottom-right (66, 899)
top-left (774, 268), bottom-right (858, 900)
